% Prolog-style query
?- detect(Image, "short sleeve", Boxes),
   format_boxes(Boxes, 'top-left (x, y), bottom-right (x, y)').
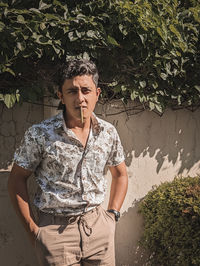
top-left (106, 127), bottom-right (125, 166)
top-left (14, 126), bottom-right (43, 171)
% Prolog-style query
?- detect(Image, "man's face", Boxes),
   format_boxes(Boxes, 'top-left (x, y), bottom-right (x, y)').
top-left (57, 75), bottom-right (101, 122)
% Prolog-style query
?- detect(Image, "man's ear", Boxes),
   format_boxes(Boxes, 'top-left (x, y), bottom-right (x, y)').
top-left (57, 91), bottom-right (64, 104)
top-left (96, 87), bottom-right (101, 99)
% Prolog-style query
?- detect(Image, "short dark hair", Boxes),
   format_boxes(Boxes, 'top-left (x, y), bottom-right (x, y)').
top-left (58, 59), bottom-right (99, 92)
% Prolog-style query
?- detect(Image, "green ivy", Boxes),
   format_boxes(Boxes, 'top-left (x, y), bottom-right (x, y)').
top-left (139, 176), bottom-right (200, 266)
top-left (0, 0), bottom-right (200, 112)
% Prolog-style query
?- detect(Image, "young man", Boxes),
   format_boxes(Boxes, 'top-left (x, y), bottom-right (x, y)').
top-left (8, 59), bottom-right (128, 266)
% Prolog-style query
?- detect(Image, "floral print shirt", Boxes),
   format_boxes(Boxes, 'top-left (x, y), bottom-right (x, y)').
top-left (14, 112), bottom-right (125, 216)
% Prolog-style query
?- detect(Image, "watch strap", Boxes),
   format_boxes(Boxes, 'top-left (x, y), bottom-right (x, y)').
top-left (107, 209), bottom-right (120, 221)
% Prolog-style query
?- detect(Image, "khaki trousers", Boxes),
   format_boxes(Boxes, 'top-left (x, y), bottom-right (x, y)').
top-left (35, 205), bottom-right (116, 266)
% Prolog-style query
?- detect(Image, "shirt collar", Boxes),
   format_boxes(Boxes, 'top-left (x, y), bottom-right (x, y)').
top-left (53, 112), bottom-right (64, 129)
top-left (54, 111), bottom-right (102, 136)
top-left (91, 113), bottom-right (101, 136)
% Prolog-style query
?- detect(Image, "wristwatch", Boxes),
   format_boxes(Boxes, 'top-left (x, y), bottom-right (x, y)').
top-left (107, 209), bottom-right (120, 221)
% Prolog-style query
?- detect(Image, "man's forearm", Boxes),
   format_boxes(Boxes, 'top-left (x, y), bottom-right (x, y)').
top-left (8, 176), bottom-right (38, 243)
top-left (108, 174), bottom-right (128, 211)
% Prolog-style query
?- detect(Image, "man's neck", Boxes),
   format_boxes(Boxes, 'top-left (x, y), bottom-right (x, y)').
top-left (64, 113), bottom-right (91, 131)
top-left (64, 114), bottom-right (91, 147)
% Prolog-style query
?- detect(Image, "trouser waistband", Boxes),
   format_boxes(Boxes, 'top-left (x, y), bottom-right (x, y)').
top-left (38, 205), bottom-right (102, 237)
top-left (38, 205), bottom-right (101, 226)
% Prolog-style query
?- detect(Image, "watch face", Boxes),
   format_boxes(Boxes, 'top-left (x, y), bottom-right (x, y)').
top-left (115, 212), bottom-right (120, 221)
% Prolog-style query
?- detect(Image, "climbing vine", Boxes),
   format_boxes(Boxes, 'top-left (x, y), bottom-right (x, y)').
top-left (0, 0), bottom-right (199, 113)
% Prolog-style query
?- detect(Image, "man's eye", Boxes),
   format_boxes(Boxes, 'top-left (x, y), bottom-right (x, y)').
top-left (82, 89), bottom-right (91, 93)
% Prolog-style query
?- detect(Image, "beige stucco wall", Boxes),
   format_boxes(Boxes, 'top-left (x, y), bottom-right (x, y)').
top-left (1, 100), bottom-right (200, 266)
top-left (95, 101), bottom-right (200, 265)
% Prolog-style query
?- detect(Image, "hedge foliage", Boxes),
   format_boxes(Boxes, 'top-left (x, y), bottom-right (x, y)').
top-left (0, 0), bottom-right (200, 111)
top-left (139, 176), bottom-right (200, 266)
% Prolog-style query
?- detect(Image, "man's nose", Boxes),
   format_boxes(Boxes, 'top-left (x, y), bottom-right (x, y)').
top-left (77, 90), bottom-right (84, 103)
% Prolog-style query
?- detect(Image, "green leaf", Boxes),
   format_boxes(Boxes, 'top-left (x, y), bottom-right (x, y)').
top-left (139, 33), bottom-right (147, 45)
top-left (179, 42), bottom-right (188, 52)
top-left (131, 91), bottom-right (137, 100)
top-left (107, 35), bottom-right (120, 47)
top-left (17, 42), bottom-right (25, 51)
top-left (119, 24), bottom-right (128, 36)
top-left (194, 86), bottom-right (200, 92)
top-left (40, 23), bottom-right (46, 30)
top-left (53, 0), bottom-right (68, 12)
top-left (16, 90), bottom-right (20, 102)
top-left (177, 95), bottom-right (182, 105)
top-left (52, 45), bottom-right (60, 54)
top-left (29, 8), bottom-right (41, 14)
top-left (121, 85), bottom-right (127, 91)
top-left (139, 95), bottom-right (146, 102)
top-left (149, 101), bottom-right (155, 110)
top-left (160, 73), bottom-right (168, 80)
top-left (165, 62), bottom-right (172, 75)
top-left (152, 82), bottom-right (158, 89)
top-left (39, 0), bottom-right (52, 10)
top-left (86, 30), bottom-right (96, 38)
top-left (156, 27), bottom-right (166, 41)
top-left (17, 15), bottom-right (25, 23)
top-left (155, 104), bottom-right (163, 113)
top-left (4, 94), bottom-right (16, 108)
top-left (4, 67), bottom-right (16, 76)
top-left (0, 22), bottom-right (5, 32)
top-left (0, 2), bottom-right (8, 7)
top-left (83, 52), bottom-right (90, 60)
top-left (139, 81), bottom-right (146, 88)
top-left (75, 30), bottom-right (82, 38)
top-left (176, 50), bottom-right (181, 56)
top-left (169, 24), bottom-right (182, 40)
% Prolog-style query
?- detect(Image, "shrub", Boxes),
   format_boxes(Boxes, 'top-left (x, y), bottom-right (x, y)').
top-left (139, 176), bottom-right (200, 266)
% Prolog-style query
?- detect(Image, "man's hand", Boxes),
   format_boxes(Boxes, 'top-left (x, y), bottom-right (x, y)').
top-left (106, 210), bottom-right (117, 221)
top-left (28, 221), bottom-right (40, 246)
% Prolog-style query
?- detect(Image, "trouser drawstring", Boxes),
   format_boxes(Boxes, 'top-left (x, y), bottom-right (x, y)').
top-left (78, 216), bottom-right (92, 236)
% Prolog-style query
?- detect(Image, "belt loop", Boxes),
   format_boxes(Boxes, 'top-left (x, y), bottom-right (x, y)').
top-left (51, 214), bottom-right (55, 224)
top-left (97, 204), bottom-right (101, 215)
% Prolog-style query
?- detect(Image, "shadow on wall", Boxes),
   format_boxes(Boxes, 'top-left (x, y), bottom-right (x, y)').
top-left (0, 102), bottom-right (44, 170)
top-left (96, 103), bottom-right (200, 175)
top-left (1, 101), bottom-right (199, 176)
top-left (115, 202), bottom-right (149, 266)
top-left (0, 171), bottom-right (38, 266)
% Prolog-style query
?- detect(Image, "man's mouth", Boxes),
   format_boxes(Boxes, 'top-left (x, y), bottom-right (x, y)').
top-left (75, 106), bottom-right (87, 109)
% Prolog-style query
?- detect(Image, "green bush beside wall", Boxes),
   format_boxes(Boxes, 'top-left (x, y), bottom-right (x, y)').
top-left (139, 176), bottom-right (200, 266)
